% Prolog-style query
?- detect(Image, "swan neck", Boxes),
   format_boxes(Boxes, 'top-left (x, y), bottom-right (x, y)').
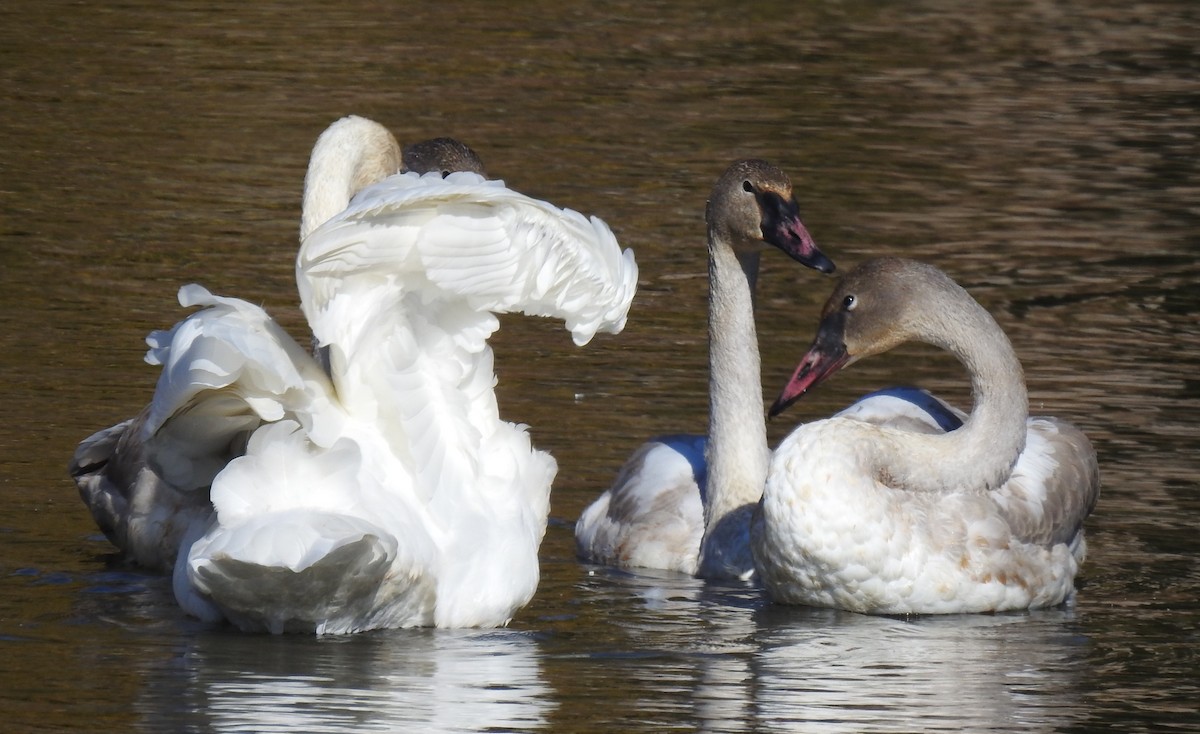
top-left (876, 296), bottom-right (1028, 492)
top-left (703, 235), bottom-right (769, 531)
top-left (299, 120), bottom-right (402, 242)
top-left (955, 302), bottom-right (1028, 487)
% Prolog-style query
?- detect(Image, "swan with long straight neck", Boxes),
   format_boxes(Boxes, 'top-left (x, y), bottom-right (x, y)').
top-left (575, 159), bottom-right (836, 580)
top-left (754, 257), bottom-right (1100, 613)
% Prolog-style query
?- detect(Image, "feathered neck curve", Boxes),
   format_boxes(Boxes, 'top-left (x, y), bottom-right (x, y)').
top-left (299, 116), bottom-right (402, 241)
top-left (859, 273), bottom-right (1029, 494)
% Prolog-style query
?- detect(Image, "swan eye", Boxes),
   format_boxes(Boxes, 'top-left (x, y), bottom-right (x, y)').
top-left (441, 170), bottom-right (452, 178)
top-left (843, 294), bottom-right (857, 311)
top-left (742, 180), bottom-right (754, 193)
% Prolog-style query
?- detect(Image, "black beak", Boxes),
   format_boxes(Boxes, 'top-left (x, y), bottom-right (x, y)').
top-left (758, 191), bottom-right (835, 274)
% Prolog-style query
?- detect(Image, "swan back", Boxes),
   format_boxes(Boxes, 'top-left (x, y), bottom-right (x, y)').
top-left (575, 435), bottom-right (707, 574)
top-left (837, 386), bottom-right (966, 434)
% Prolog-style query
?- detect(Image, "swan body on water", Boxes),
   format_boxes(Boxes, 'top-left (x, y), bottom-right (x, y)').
top-left (753, 257), bottom-right (1099, 614)
top-left (71, 116), bottom-right (638, 633)
top-left (575, 161), bottom-right (963, 581)
top-left (574, 385), bottom-right (961, 579)
top-left (577, 160), bottom-right (843, 580)
top-left (73, 117), bottom-right (483, 575)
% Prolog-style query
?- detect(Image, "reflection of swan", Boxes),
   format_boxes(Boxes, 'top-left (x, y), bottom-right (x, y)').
top-left (73, 116), bottom-right (639, 632)
top-left (754, 258), bottom-right (1100, 614)
top-left (752, 609), bottom-right (1087, 732)
top-left (568, 565), bottom-right (762, 732)
top-left (563, 568), bottom-right (1087, 732)
top-left (575, 161), bottom-right (959, 581)
top-left (72, 117), bottom-right (486, 574)
top-left (137, 629), bottom-right (553, 733)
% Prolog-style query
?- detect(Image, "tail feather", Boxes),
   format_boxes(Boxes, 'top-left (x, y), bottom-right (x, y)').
top-left (185, 511), bottom-right (429, 634)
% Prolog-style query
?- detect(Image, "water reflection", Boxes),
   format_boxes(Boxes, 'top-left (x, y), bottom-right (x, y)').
top-left (566, 567), bottom-right (762, 733)
top-left (752, 608), bottom-right (1086, 733)
top-left (138, 628), bottom-right (553, 733)
top-left (567, 567), bottom-right (1089, 733)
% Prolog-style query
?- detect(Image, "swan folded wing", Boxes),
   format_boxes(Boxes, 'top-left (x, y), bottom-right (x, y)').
top-left (575, 437), bottom-right (705, 574)
top-left (70, 418), bottom-right (136, 478)
top-left (140, 285), bottom-right (339, 489)
top-left (70, 417), bottom-right (142, 545)
top-left (837, 387), bottom-right (967, 434)
top-left (297, 172), bottom-right (638, 347)
top-left (993, 417), bottom-right (1100, 551)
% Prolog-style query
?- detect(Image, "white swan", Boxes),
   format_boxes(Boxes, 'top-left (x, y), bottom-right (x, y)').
top-left (72, 116), bottom-right (638, 633)
top-left (298, 118), bottom-right (486, 242)
top-left (753, 257), bottom-right (1100, 614)
top-left (72, 116), bottom-right (484, 574)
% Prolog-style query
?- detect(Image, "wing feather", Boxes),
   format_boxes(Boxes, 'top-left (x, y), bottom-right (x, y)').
top-left (297, 171), bottom-right (637, 350)
top-left (994, 417), bottom-right (1099, 553)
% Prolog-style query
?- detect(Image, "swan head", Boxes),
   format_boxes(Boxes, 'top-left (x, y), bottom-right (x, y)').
top-left (770, 258), bottom-right (957, 416)
top-left (706, 159), bottom-right (835, 274)
top-left (301, 119), bottom-right (489, 242)
top-left (401, 137), bottom-right (488, 178)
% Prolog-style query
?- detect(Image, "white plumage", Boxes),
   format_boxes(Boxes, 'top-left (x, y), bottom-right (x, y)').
top-left (72, 117), bottom-right (637, 633)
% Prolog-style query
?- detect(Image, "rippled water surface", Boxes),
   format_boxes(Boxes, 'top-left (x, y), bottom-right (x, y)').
top-left (2, 0), bottom-right (1198, 731)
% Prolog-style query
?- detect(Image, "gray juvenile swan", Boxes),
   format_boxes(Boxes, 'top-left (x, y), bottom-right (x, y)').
top-left (754, 257), bottom-right (1100, 613)
top-left (575, 162), bottom-right (964, 581)
top-left (575, 160), bottom-right (832, 579)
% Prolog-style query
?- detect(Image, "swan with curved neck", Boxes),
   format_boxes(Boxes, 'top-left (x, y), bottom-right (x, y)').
top-left (576, 160), bottom-right (836, 579)
top-left (753, 257), bottom-right (1099, 613)
top-left (300, 119), bottom-right (487, 241)
top-left (72, 116), bottom-right (488, 574)
top-left (72, 116), bottom-right (637, 633)
top-left (575, 164), bottom-right (963, 581)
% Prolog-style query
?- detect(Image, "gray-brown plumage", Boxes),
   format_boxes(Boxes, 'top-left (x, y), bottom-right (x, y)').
top-left (754, 257), bottom-right (1100, 614)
